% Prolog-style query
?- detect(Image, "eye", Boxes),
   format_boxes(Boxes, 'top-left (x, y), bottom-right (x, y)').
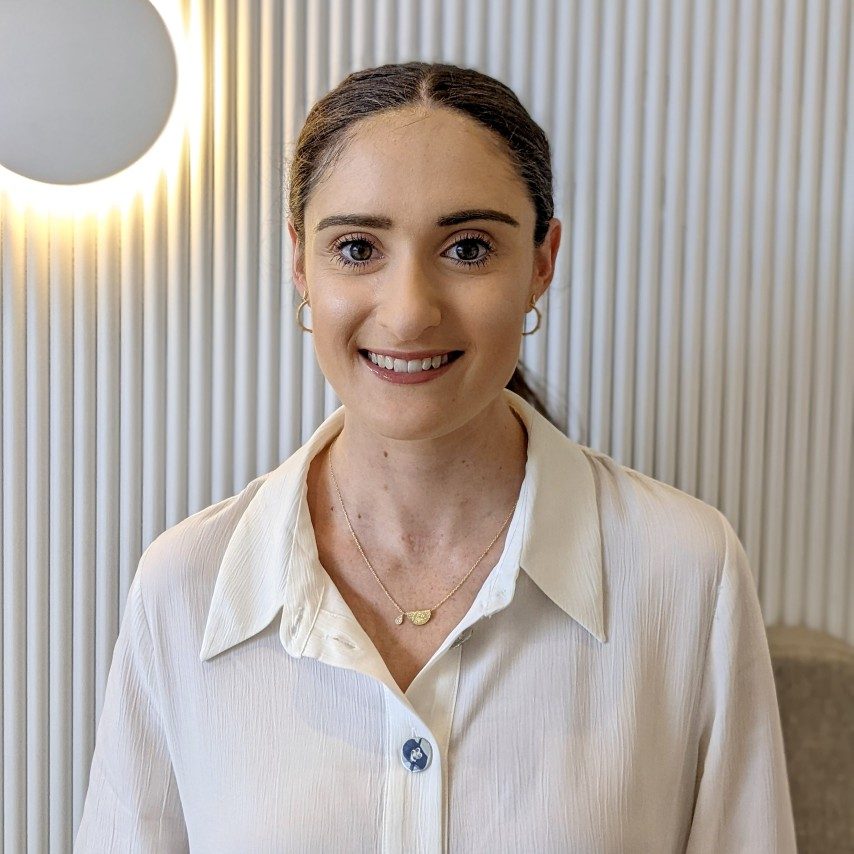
top-left (445, 233), bottom-right (496, 268)
top-left (328, 232), bottom-right (497, 270)
top-left (329, 233), bottom-right (376, 269)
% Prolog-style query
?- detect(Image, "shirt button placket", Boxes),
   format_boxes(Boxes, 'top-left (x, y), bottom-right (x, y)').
top-left (383, 703), bottom-right (445, 853)
top-left (383, 647), bottom-right (465, 854)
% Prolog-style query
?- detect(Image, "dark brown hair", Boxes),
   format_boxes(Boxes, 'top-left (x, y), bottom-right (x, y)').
top-left (286, 60), bottom-right (558, 426)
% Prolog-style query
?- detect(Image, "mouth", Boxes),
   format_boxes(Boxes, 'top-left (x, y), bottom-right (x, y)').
top-left (358, 349), bottom-right (465, 383)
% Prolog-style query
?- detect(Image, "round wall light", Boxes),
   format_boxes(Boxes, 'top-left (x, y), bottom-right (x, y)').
top-left (0, 0), bottom-right (201, 217)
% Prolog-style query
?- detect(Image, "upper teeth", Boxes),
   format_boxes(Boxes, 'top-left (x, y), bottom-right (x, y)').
top-left (367, 351), bottom-right (451, 373)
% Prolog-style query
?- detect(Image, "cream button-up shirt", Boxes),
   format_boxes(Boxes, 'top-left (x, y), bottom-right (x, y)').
top-left (75, 388), bottom-right (797, 853)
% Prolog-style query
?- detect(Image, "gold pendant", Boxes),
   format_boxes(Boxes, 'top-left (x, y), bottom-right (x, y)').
top-left (406, 609), bottom-right (432, 626)
top-left (395, 614), bottom-right (404, 625)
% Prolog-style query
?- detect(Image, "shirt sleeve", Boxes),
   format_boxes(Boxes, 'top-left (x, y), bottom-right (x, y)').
top-left (684, 510), bottom-right (798, 853)
top-left (74, 566), bottom-right (189, 853)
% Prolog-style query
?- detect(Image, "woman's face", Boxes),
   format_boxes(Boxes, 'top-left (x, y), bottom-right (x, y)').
top-left (288, 105), bottom-right (561, 441)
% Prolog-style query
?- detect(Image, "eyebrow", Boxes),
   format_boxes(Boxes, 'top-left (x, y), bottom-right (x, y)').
top-left (314, 208), bottom-right (520, 233)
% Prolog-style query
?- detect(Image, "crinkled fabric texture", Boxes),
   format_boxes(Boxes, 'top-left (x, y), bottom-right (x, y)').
top-left (75, 390), bottom-right (797, 853)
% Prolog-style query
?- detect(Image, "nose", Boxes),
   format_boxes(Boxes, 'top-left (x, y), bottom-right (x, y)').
top-left (374, 255), bottom-right (442, 343)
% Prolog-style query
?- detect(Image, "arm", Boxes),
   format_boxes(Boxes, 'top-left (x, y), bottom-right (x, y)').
top-left (74, 567), bottom-right (189, 853)
top-left (685, 510), bottom-right (798, 853)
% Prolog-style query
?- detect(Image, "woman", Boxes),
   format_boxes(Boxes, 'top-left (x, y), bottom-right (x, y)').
top-left (76, 62), bottom-right (797, 852)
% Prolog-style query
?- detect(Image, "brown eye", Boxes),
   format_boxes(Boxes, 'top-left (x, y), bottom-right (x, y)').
top-left (330, 235), bottom-right (378, 269)
top-left (329, 232), bottom-right (496, 270)
top-left (347, 240), bottom-right (373, 262)
top-left (452, 239), bottom-right (484, 263)
top-left (445, 234), bottom-right (495, 268)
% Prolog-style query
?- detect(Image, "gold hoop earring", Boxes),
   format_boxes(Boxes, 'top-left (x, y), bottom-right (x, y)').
top-left (296, 296), bottom-right (313, 333)
top-left (522, 301), bottom-right (541, 336)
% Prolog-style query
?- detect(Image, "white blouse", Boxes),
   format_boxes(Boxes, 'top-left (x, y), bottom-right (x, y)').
top-left (74, 388), bottom-right (797, 853)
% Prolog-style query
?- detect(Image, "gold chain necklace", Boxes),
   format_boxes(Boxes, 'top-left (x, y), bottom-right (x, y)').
top-left (327, 436), bottom-right (518, 627)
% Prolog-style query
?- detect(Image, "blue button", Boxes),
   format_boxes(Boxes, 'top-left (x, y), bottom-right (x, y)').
top-left (401, 737), bottom-right (432, 772)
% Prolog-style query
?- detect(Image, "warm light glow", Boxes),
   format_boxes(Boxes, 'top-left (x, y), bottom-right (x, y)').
top-left (0, 0), bottom-right (203, 221)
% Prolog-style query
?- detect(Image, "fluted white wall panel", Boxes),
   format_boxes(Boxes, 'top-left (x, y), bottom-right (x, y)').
top-left (0, 0), bottom-right (851, 849)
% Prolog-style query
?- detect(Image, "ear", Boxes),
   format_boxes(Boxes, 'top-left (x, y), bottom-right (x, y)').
top-left (287, 220), bottom-right (307, 298)
top-left (531, 218), bottom-right (562, 302)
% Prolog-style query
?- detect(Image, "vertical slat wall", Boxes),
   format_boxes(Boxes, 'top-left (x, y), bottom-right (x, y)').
top-left (0, 0), bottom-right (851, 849)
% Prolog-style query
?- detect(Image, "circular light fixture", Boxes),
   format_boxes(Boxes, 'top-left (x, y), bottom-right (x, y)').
top-left (0, 0), bottom-right (202, 218)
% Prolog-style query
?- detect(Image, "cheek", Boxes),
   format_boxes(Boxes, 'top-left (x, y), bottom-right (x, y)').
top-left (308, 294), bottom-right (363, 359)
top-left (474, 301), bottom-right (524, 360)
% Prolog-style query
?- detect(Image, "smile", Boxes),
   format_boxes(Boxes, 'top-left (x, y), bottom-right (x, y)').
top-left (358, 349), bottom-right (464, 384)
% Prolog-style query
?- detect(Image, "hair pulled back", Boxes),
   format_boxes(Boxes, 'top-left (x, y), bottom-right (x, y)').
top-left (286, 61), bottom-right (557, 425)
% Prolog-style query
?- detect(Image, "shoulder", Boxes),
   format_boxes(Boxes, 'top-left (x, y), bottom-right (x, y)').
top-left (133, 472), bottom-right (272, 614)
top-left (578, 444), bottom-right (728, 591)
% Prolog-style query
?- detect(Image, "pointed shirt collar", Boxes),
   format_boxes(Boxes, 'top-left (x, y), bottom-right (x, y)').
top-left (199, 388), bottom-right (607, 662)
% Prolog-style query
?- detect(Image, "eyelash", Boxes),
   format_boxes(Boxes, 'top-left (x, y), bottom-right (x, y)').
top-left (329, 232), bottom-right (496, 270)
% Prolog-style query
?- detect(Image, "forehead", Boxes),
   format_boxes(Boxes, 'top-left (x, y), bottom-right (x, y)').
top-left (305, 107), bottom-right (529, 229)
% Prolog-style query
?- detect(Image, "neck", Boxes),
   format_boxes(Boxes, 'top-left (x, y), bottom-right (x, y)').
top-left (325, 394), bottom-right (528, 555)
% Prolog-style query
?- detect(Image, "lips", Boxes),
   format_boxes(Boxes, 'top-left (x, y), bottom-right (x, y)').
top-left (359, 349), bottom-right (464, 361)
top-left (358, 348), bottom-right (465, 384)
top-left (358, 349), bottom-right (464, 367)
